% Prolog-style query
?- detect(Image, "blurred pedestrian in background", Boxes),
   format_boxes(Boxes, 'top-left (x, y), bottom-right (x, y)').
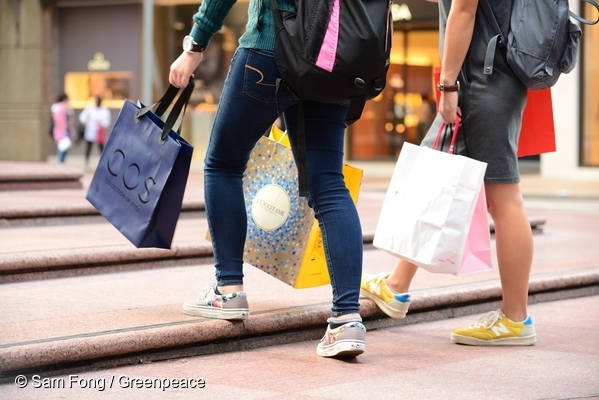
top-left (51, 93), bottom-right (73, 164)
top-left (79, 96), bottom-right (111, 171)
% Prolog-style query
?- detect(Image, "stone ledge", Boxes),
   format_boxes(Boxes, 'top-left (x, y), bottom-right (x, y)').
top-left (0, 162), bottom-right (84, 191)
top-left (0, 241), bottom-right (214, 281)
top-left (1, 268), bottom-right (597, 375)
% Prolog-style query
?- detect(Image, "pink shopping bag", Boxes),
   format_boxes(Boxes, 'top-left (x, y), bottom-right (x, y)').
top-left (456, 186), bottom-right (492, 274)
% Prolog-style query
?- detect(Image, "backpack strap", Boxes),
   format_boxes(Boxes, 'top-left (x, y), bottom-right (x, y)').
top-left (294, 96), bottom-right (366, 197)
top-left (571, 0), bottom-right (599, 25)
top-left (346, 96), bottom-right (366, 126)
top-left (483, 34), bottom-right (502, 76)
top-left (295, 100), bottom-right (309, 197)
top-left (480, 0), bottom-right (504, 77)
top-left (274, 77), bottom-right (309, 197)
top-left (272, 92), bottom-right (368, 197)
top-left (293, 96), bottom-right (366, 197)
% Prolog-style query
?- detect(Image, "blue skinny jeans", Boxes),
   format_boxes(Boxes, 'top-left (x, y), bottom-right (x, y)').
top-left (204, 48), bottom-right (363, 317)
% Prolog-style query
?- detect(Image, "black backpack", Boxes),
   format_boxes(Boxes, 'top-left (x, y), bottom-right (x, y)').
top-left (481, 0), bottom-right (599, 90)
top-left (270, 0), bottom-right (392, 195)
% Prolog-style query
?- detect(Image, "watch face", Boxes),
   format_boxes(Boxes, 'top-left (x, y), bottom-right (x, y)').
top-left (183, 36), bottom-right (193, 52)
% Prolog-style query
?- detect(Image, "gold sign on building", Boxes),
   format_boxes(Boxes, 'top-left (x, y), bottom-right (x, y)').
top-left (87, 52), bottom-right (111, 71)
top-left (392, 4), bottom-right (412, 21)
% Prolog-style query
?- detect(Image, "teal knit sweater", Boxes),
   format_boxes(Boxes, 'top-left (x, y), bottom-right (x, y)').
top-left (190, 0), bottom-right (295, 51)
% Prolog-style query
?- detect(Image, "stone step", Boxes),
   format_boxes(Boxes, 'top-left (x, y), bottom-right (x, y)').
top-left (0, 168), bottom-right (598, 377)
top-left (0, 190), bottom-right (384, 281)
top-left (0, 176), bottom-right (205, 228)
top-left (0, 185), bottom-right (549, 283)
top-left (1, 249), bottom-right (597, 377)
top-left (0, 218), bottom-right (213, 283)
top-left (0, 162), bottom-right (84, 191)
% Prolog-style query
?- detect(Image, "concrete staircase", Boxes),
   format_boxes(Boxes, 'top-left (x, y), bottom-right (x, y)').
top-left (1, 161), bottom-right (598, 380)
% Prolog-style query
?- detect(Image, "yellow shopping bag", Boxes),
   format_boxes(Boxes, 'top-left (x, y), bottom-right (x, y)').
top-left (242, 125), bottom-right (363, 288)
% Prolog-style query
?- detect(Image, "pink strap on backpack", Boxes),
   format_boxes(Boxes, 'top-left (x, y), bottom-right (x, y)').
top-left (315, 0), bottom-right (340, 72)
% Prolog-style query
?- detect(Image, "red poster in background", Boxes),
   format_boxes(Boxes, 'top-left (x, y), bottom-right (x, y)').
top-left (433, 66), bottom-right (556, 157)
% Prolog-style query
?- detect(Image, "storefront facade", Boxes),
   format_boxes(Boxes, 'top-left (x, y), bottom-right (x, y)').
top-left (541, 1), bottom-right (599, 179)
top-left (1, 0), bottom-right (597, 180)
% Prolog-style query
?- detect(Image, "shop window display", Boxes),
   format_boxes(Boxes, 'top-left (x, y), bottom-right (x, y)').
top-left (64, 72), bottom-right (133, 110)
top-left (349, 29), bottom-right (440, 160)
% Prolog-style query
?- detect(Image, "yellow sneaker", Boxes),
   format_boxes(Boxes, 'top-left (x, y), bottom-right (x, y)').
top-left (451, 309), bottom-right (536, 346)
top-left (360, 272), bottom-right (410, 319)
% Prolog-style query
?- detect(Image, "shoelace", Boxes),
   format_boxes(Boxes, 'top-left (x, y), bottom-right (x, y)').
top-left (197, 281), bottom-right (217, 299)
top-left (364, 273), bottom-right (411, 303)
top-left (470, 309), bottom-right (504, 329)
top-left (364, 272), bottom-right (390, 290)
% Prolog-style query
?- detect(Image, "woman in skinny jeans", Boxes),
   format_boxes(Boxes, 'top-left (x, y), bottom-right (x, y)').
top-left (169, 0), bottom-right (366, 358)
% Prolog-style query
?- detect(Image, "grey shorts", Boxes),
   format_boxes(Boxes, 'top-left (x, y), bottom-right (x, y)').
top-left (422, 70), bottom-right (527, 184)
top-left (421, 104), bottom-right (522, 185)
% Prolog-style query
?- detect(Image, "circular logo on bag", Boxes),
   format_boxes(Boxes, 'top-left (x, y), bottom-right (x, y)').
top-left (250, 184), bottom-right (291, 231)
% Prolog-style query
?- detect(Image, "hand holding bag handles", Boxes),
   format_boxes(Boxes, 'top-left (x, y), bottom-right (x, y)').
top-left (373, 115), bottom-right (492, 275)
top-left (86, 79), bottom-right (195, 249)
top-left (432, 114), bottom-right (460, 154)
top-left (135, 78), bottom-right (195, 140)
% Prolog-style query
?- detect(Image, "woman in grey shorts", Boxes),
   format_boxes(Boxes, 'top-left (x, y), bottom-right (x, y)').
top-left (361, 0), bottom-right (537, 346)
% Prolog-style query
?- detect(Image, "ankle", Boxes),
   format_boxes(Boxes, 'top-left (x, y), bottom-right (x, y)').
top-left (329, 314), bottom-right (362, 329)
top-left (330, 313), bottom-right (361, 323)
top-left (501, 307), bottom-right (528, 323)
top-left (385, 278), bottom-right (409, 294)
top-left (217, 285), bottom-right (244, 294)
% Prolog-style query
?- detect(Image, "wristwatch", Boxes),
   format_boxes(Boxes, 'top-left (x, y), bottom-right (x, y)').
top-left (183, 36), bottom-right (206, 54)
top-left (437, 81), bottom-right (460, 92)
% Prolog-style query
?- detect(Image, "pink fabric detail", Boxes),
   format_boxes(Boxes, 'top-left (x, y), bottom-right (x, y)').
top-left (457, 186), bottom-right (492, 275)
top-left (315, 0), bottom-right (340, 72)
top-left (53, 103), bottom-right (68, 141)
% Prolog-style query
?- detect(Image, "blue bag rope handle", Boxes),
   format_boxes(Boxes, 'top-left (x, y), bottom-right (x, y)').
top-left (135, 77), bottom-right (195, 142)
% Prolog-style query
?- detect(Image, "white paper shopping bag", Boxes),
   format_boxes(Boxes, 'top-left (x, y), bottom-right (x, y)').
top-left (373, 135), bottom-right (489, 275)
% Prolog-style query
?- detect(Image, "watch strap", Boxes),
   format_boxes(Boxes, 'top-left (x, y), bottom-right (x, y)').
top-left (189, 43), bottom-right (206, 53)
top-left (183, 36), bottom-right (207, 53)
top-left (437, 81), bottom-right (460, 92)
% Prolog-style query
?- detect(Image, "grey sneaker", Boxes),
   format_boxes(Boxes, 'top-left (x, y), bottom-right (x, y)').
top-left (183, 282), bottom-right (249, 320)
top-left (316, 319), bottom-right (366, 358)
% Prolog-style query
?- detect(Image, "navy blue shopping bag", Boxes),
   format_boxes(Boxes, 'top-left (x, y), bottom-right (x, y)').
top-left (86, 80), bottom-right (194, 249)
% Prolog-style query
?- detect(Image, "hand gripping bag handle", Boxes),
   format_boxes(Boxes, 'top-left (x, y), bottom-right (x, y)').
top-left (432, 114), bottom-right (461, 154)
top-left (135, 77), bottom-right (195, 141)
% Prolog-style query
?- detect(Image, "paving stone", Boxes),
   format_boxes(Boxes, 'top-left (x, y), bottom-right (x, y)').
top-left (0, 163), bottom-right (597, 378)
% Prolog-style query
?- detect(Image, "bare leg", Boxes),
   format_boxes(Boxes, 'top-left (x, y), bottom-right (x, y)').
top-left (485, 183), bottom-right (533, 322)
top-left (379, 182), bottom-right (532, 322)
top-left (385, 259), bottom-right (418, 293)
